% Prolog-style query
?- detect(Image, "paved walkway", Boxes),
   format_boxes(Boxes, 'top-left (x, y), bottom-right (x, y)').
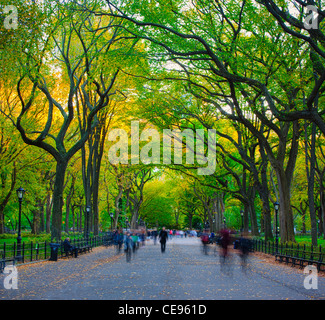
top-left (1, 237), bottom-right (325, 300)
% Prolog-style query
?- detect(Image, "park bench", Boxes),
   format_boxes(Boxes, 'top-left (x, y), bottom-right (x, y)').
top-left (297, 247), bottom-right (325, 272)
top-left (61, 240), bottom-right (92, 259)
top-left (103, 235), bottom-right (114, 247)
top-left (77, 243), bottom-right (92, 254)
top-left (77, 239), bottom-right (92, 253)
top-left (275, 244), bottom-right (325, 272)
top-left (275, 250), bottom-right (291, 264)
top-left (61, 243), bottom-right (76, 258)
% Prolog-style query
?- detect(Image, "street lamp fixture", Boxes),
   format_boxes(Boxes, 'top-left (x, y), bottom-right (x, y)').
top-left (16, 187), bottom-right (25, 261)
top-left (274, 201), bottom-right (280, 255)
top-left (110, 212), bottom-right (114, 232)
top-left (16, 187), bottom-right (25, 201)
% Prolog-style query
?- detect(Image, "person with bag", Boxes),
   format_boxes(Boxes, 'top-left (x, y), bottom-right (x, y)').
top-left (200, 230), bottom-right (209, 255)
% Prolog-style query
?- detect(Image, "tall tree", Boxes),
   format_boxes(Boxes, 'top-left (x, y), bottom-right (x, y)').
top-left (1, 1), bottom-right (120, 240)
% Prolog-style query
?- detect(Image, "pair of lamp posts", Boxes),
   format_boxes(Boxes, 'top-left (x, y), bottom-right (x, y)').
top-left (14, 187), bottom-right (93, 259)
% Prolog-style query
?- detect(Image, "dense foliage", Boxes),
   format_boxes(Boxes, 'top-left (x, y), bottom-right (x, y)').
top-left (1, 0), bottom-right (325, 244)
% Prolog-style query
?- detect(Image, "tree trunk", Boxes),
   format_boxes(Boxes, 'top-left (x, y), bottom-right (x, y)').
top-left (131, 205), bottom-right (140, 229)
top-left (216, 194), bottom-right (225, 231)
top-left (45, 193), bottom-right (52, 233)
top-left (92, 186), bottom-right (99, 235)
top-left (0, 166), bottom-right (16, 234)
top-left (32, 198), bottom-right (43, 235)
top-left (188, 213), bottom-right (193, 230)
top-left (320, 190), bottom-right (325, 239)
top-left (51, 159), bottom-right (68, 242)
top-left (39, 199), bottom-right (45, 233)
top-left (114, 188), bottom-right (123, 229)
top-left (259, 146), bottom-right (273, 240)
top-left (248, 185), bottom-right (259, 236)
top-left (65, 195), bottom-right (70, 234)
top-left (92, 134), bottom-right (101, 236)
top-left (79, 205), bottom-right (83, 232)
top-left (276, 167), bottom-right (295, 243)
top-left (248, 198), bottom-right (259, 236)
top-left (305, 121), bottom-right (317, 245)
top-left (71, 205), bottom-right (75, 233)
top-left (82, 141), bottom-right (93, 238)
top-left (243, 203), bottom-right (249, 233)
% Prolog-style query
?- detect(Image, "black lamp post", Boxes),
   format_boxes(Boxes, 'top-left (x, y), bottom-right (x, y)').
top-left (223, 217), bottom-right (226, 229)
top-left (125, 217), bottom-right (129, 230)
top-left (274, 201), bottom-right (280, 254)
top-left (110, 212), bottom-right (114, 232)
top-left (16, 187), bottom-right (25, 261)
top-left (240, 210), bottom-right (244, 233)
top-left (86, 205), bottom-right (91, 243)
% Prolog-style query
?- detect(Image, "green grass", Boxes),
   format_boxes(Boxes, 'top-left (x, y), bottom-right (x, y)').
top-left (294, 235), bottom-right (325, 247)
top-left (255, 234), bottom-right (325, 247)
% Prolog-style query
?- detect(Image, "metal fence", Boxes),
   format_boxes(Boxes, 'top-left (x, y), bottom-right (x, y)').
top-left (252, 239), bottom-right (325, 258)
top-left (0, 233), bottom-right (114, 265)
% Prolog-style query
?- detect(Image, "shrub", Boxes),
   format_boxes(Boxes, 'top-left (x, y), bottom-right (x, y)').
top-left (0, 233), bottom-right (17, 240)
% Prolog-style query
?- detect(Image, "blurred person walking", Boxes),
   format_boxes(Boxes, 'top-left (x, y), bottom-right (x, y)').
top-left (220, 228), bottom-right (231, 260)
top-left (153, 229), bottom-right (158, 245)
top-left (200, 230), bottom-right (210, 255)
top-left (159, 227), bottom-right (168, 253)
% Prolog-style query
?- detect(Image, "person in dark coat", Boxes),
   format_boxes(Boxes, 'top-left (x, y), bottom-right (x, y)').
top-left (159, 227), bottom-right (168, 253)
top-left (220, 229), bottom-right (230, 258)
top-left (63, 238), bottom-right (78, 258)
top-left (152, 229), bottom-right (158, 245)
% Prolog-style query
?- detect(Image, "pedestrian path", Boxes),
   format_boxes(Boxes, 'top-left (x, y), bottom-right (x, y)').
top-left (1, 237), bottom-right (324, 300)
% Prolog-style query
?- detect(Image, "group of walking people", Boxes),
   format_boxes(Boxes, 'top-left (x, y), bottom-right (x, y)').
top-left (112, 229), bottom-right (146, 253)
top-left (200, 228), bottom-right (253, 262)
top-left (112, 227), bottom-right (169, 257)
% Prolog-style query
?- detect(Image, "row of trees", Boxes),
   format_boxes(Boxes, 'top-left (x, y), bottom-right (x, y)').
top-left (92, 0), bottom-right (325, 245)
top-left (1, 0), bottom-right (325, 244)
